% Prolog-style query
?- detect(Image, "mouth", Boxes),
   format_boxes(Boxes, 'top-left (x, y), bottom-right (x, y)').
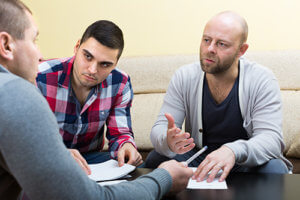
top-left (83, 74), bottom-right (96, 81)
top-left (204, 58), bottom-right (215, 64)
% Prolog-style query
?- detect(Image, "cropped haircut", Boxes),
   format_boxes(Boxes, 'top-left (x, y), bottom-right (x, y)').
top-left (0, 0), bottom-right (32, 39)
top-left (80, 20), bottom-right (124, 59)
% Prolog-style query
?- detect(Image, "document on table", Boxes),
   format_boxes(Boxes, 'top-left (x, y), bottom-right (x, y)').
top-left (88, 159), bottom-right (135, 181)
top-left (98, 180), bottom-right (127, 186)
top-left (187, 167), bottom-right (227, 189)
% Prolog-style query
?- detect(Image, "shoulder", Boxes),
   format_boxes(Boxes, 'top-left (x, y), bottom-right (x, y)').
top-left (38, 57), bottom-right (72, 74)
top-left (241, 57), bottom-right (276, 81)
top-left (0, 74), bottom-right (43, 107)
top-left (0, 71), bottom-right (20, 87)
top-left (110, 67), bottom-right (131, 84)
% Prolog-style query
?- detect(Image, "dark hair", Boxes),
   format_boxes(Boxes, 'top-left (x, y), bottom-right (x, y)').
top-left (80, 20), bottom-right (124, 59)
top-left (0, 0), bottom-right (32, 39)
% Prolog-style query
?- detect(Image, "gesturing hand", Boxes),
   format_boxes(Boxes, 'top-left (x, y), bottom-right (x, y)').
top-left (192, 145), bottom-right (235, 182)
top-left (165, 113), bottom-right (195, 154)
top-left (117, 143), bottom-right (143, 167)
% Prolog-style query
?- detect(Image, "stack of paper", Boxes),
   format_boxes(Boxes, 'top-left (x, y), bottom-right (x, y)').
top-left (88, 159), bottom-right (136, 181)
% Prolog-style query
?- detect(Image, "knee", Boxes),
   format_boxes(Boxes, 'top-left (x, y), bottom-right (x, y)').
top-left (260, 159), bottom-right (288, 174)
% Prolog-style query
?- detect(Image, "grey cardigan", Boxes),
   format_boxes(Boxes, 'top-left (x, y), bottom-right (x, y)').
top-left (150, 57), bottom-right (292, 170)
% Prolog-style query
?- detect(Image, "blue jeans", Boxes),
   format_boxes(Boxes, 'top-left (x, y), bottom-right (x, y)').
top-left (145, 148), bottom-right (289, 174)
top-left (82, 151), bottom-right (111, 164)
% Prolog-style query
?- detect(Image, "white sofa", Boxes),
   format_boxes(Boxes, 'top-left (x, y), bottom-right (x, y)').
top-left (109, 50), bottom-right (300, 172)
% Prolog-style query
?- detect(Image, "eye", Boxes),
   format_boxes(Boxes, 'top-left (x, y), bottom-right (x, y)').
top-left (100, 62), bottom-right (112, 68)
top-left (84, 53), bottom-right (92, 61)
top-left (217, 42), bottom-right (227, 48)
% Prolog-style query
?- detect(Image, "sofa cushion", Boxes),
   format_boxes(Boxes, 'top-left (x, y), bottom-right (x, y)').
top-left (245, 50), bottom-right (300, 90)
top-left (281, 91), bottom-right (300, 154)
top-left (132, 93), bottom-right (165, 150)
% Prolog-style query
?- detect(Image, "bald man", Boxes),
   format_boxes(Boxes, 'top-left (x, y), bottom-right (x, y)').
top-left (146, 11), bottom-right (292, 182)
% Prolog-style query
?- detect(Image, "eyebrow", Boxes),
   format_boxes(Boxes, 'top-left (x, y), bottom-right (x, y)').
top-left (203, 35), bottom-right (231, 44)
top-left (82, 49), bottom-right (94, 59)
top-left (82, 49), bottom-right (115, 66)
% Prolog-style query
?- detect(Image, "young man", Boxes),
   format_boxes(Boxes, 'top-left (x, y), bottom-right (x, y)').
top-left (146, 11), bottom-right (292, 182)
top-left (36, 20), bottom-right (142, 170)
top-left (0, 0), bottom-right (193, 199)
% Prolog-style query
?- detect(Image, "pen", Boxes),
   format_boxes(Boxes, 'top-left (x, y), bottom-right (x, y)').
top-left (185, 146), bottom-right (208, 165)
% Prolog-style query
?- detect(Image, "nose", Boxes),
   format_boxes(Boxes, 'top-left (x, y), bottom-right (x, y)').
top-left (37, 48), bottom-right (43, 63)
top-left (88, 62), bottom-right (97, 74)
top-left (207, 42), bottom-right (216, 54)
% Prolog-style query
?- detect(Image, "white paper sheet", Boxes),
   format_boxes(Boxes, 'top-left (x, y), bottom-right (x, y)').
top-left (88, 159), bottom-right (135, 181)
top-left (98, 180), bottom-right (127, 186)
top-left (187, 167), bottom-right (227, 189)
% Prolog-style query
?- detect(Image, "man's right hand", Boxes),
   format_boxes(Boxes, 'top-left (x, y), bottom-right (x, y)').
top-left (68, 149), bottom-right (91, 175)
top-left (158, 160), bottom-right (193, 193)
top-left (165, 113), bottom-right (195, 154)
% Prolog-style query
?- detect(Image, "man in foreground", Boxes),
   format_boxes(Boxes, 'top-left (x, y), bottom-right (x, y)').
top-left (0, 0), bottom-right (193, 199)
top-left (146, 11), bottom-right (292, 182)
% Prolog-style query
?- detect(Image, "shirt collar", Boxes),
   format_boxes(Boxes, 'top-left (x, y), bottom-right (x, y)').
top-left (58, 56), bottom-right (75, 89)
top-left (0, 64), bottom-right (10, 73)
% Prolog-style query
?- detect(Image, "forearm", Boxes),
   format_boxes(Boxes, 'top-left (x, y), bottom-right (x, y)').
top-left (102, 168), bottom-right (172, 200)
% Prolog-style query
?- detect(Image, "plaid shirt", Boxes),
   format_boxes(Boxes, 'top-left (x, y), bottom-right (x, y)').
top-left (36, 57), bottom-right (136, 158)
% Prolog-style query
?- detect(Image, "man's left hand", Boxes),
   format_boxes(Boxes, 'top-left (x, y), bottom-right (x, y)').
top-left (117, 143), bottom-right (143, 167)
top-left (192, 145), bottom-right (235, 182)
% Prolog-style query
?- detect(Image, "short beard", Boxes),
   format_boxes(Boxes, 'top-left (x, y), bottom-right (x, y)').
top-left (200, 51), bottom-right (239, 74)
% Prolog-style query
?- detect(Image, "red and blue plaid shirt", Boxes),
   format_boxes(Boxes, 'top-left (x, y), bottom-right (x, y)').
top-left (36, 57), bottom-right (136, 158)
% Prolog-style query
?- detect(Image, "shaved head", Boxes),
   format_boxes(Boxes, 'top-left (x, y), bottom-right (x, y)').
top-left (199, 11), bottom-right (249, 75)
top-left (208, 11), bottom-right (248, 44)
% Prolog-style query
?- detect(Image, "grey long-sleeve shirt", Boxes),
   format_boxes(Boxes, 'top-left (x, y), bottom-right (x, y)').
top-left (150, 57), bottom-right (292, 170)
top-left (0, 65), bottom-right (172, 200)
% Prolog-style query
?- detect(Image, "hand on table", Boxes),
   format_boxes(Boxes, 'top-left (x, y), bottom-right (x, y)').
top-left (165, 113), bottom-right (195, 154)
top-left (193, 145), bottom-right (235, 182)
top-left (158, 160), bottom-right (193, 194)
top-left (117, 143), bottom-right (143, 167)
top-left (68, 149), bottom-right (91, 175)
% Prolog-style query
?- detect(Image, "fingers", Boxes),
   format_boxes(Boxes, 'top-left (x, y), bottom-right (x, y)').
top-left (193, 159), bottom-right (214, 182)
top-left (207, 164), bottom-right (222, 183)
top-left (126, 150), bottom-right (144, 166)
top-left (192, 147), bottom-right (235, 182)
top-left (118, 143), bottom-right (144, 166)
top-left (219, 165), bottom-right (231, 182)
top-left (168, 129), bottom-right (195, 154)
top-left (125, 150), bottom-right (136, 165)
top-left (174, 138), bottom-right (195, 154)
top-left (165, 113), bottom-right (175, 129)
top-left (117, 149), bottom-right (125, 167)
top-left (69, 149), bottom-right (91, 175)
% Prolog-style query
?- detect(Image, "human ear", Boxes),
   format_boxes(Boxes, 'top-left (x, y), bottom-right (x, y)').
top-left (73, 39), bottom-right (81, 54)
top-left (0, 32), bottom-right (14, 61)
top-left (238, 43), bottom-right (249, 58)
